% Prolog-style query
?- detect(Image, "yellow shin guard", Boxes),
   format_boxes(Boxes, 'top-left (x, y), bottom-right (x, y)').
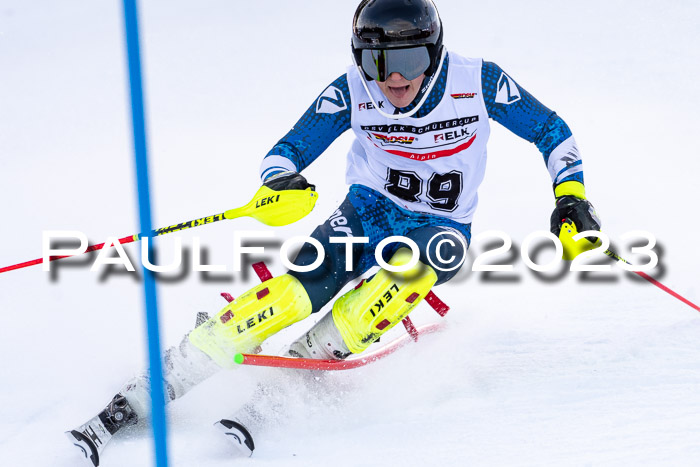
top-left (189, 275), bottom-right (312, 368)
top-left (332, 248), bottom-right (438, 354)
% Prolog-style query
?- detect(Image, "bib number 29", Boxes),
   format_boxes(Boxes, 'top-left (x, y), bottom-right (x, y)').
top-left (385, 168), bottom-right (463, 212)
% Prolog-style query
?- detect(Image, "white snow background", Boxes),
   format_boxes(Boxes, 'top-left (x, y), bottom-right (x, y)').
top-left (1, 1), bottom-right (699, 466)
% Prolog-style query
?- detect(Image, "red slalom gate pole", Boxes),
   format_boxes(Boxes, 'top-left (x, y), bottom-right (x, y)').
top-left (234, 323), bottom-right (445, 371)
top-left (0, 234), bottom-right (139, 274)
top-left (0, 210), bottom-right (230, 275)
top-left (604, 249), bottom-right (700, 313)
top-left (634, 270), bottom-right (700, 313)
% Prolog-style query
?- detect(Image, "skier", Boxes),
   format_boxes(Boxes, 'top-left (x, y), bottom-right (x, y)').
top-left (67, 0), bottom-right (601, 464)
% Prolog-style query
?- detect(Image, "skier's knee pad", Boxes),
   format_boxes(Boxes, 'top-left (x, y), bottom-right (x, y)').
top-left (189, 274), bottom-right (312, 368)
top-left (331, 248), bottom-right (438, 354)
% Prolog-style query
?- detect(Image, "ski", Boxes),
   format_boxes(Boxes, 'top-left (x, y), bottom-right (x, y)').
top-left (66, 423), bottom-right (107, 467)
top-left (65, 414), bottom-right (115, 466)
top-left (233, 322), bottom-right (444, 371)
top-left (214, 419), bottom-right (255, 457)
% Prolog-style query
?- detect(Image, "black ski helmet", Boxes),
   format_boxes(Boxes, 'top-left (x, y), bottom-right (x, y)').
top-left (352, 0), bottom-right (444, 81)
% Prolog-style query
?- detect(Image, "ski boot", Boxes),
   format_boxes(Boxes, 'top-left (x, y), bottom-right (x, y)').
top-left (287, 307), bottom-right (352, 360)
top-left (66, 394), bottom-right (138, 466)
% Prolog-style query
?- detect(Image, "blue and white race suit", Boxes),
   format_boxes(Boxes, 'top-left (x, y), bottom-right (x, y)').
top-left (259, 51), bottom-right (584, 311)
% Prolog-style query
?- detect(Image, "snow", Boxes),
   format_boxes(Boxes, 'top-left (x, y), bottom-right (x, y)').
top-left (1, 0), bottom-right (699, 465)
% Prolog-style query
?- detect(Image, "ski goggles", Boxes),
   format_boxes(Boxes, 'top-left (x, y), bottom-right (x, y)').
top-left (359, 46), bottom-right (431, 82)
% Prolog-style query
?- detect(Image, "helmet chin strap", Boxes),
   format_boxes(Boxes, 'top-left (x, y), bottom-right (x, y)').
top-left (352, 48), bottom-right (446, 120)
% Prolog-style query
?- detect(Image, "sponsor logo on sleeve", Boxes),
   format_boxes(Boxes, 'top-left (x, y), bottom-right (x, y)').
top-left (315, 85), bottom-right (348, 114)
top-left (560, 153), bottom-right (578, 167)
top-left (561, 144), bottom-right (581, 166)
top-left (495, 72), bottom-right (521, 105)
top-left (450, 93), bottom-right (477, 99)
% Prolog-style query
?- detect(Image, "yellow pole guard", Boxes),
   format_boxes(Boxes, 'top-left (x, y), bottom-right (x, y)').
top-left (224, 185), bottom-right (318, 227)
top-left (559, 220), bottom-right (602, 261)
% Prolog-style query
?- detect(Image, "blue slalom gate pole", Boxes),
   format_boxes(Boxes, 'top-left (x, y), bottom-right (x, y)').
top-left (121, 1), bottom-right (169, 466)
